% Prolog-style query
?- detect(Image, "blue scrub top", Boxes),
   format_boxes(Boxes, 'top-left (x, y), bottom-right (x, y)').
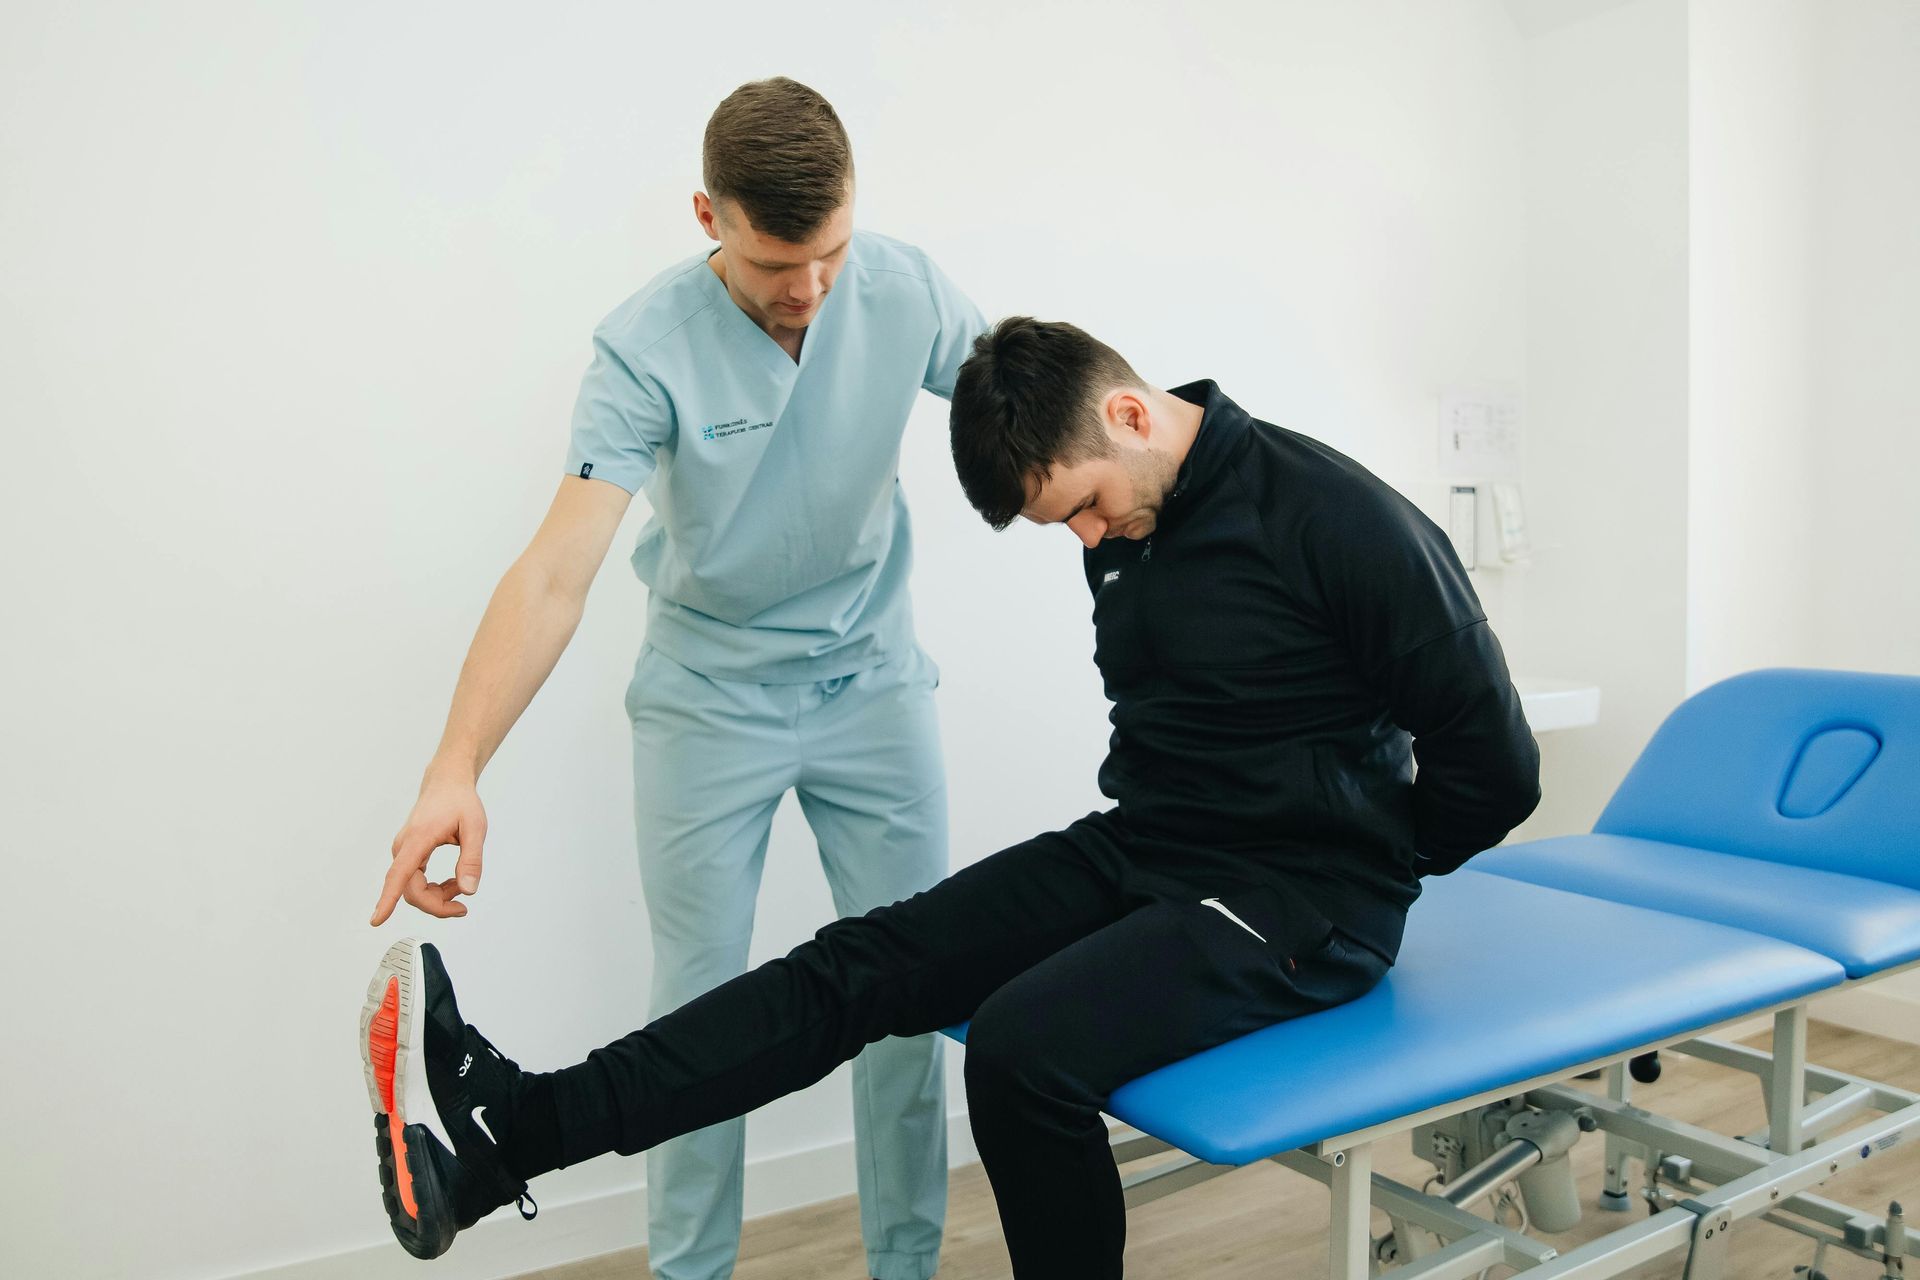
top-left (567, 230), bottom-right (988, 683)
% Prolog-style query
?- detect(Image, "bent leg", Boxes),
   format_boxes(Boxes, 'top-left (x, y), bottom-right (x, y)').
top-left (542, 814), bottom-right (1133, 1173)
top-left (963, 885), bottom-right (1392, 1279)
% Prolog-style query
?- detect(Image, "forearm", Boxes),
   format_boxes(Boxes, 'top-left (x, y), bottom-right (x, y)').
top-left (427, 556), bottom-right (589, 784)
top-left (1410, 686), bottom-right (1540, 865)
top-left (1388, 624), bottom-right (1542, 870)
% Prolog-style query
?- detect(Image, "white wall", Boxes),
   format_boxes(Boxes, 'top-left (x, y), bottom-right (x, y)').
top-left (1687, 0), bottom-right (1818, 691)
top-left (1807, 0), bottom-right (1920, 677)
top-left (1682, 0), bottom-right (1917, 696)
top-left (0, 3), bottom-right (1533, 1277)
top-left (1507, 0), bottom-right (1692, 840)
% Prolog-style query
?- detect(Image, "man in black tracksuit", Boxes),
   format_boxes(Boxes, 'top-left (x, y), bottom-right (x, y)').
top-left (366, 318), bottom-right (1541, 1279)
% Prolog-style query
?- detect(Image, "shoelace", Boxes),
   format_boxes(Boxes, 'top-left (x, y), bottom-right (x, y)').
top-left (473, 1029), bottom-right (518, 1073)
top-left (465, 1025), bottom-right (539, 1219)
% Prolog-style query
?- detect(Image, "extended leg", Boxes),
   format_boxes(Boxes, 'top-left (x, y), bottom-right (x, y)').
top-left (543, 815), bottom-right (1134, 1173)
top-left (364, 820), bottom-right (1134, 1261)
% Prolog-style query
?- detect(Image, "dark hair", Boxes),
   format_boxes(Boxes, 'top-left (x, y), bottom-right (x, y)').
top-left (702, 78), bottom-right (854, 243)
top-left (949, 317), bottom-right (1142, 529)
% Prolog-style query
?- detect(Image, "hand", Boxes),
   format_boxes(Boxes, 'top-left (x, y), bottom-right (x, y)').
top-left (372, 770), bottom-right (488, 925)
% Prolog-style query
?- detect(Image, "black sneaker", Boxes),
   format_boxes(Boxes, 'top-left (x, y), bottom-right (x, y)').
top-left (359, 937), bottom-right (537, 1258)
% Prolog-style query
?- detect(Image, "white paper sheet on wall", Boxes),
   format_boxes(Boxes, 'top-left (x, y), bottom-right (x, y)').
top-left (1438, 388), bottom-right (1523, 477)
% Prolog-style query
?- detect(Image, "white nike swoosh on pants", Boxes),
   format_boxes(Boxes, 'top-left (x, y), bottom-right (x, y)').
top-left (1200, 897), bottom-right (1268, 942)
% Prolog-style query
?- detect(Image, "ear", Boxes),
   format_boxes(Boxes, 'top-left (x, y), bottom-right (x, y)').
top-left (1106, 390), bottom-right (1152, 441)
top-left (693, 192), bottom-right (720, 242)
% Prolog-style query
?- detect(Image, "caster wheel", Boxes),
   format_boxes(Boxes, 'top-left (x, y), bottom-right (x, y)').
top-left (1630, 1052), bottom-right (1663, 1084)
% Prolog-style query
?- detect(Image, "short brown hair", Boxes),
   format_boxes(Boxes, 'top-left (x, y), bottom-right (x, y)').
top-left (702, 78), bottom-right (854, 243)
top-left (949, 317), bottom-right (1141, 530)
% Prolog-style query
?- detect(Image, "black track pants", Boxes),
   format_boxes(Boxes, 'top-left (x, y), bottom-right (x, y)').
top-left (545, 811), bottom-right (1392, 1278)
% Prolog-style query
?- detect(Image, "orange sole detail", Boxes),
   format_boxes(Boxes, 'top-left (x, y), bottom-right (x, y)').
top-left (369, 975), bottom-right (418, 1220)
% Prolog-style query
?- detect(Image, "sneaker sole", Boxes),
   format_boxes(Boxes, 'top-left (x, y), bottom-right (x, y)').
top-left (360, 938), bottom-right (458, 1258)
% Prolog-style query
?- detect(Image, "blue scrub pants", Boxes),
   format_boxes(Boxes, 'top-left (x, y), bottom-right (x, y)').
top-left (626, 643), bottom-right (949, 1280)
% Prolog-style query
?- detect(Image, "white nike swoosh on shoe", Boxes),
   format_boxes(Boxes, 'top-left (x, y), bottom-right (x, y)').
top-left (471, 1105), bottom-right (498, 1145)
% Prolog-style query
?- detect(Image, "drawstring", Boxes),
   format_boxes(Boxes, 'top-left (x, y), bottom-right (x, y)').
top-left (516, 1190), bottom-right (538, 1221)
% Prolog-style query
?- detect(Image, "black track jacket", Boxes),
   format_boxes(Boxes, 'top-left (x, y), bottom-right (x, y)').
top-left (1083, 380), bottom-right (1542, 948)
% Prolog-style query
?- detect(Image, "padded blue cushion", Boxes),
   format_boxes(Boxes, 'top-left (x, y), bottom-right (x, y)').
top-left (1473, 834), bottom-right (1920, 979)
top-left (950, 871), bottom-right (1841, 1166)
top-left (1598, 669), bottom-right (1920, 890)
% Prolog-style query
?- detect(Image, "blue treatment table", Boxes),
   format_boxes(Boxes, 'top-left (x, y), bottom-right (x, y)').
top-left (945, 670), bottom-right (1920, 1278)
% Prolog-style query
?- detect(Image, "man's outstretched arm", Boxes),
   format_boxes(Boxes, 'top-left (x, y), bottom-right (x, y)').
top-left (371, 474), bottom-right (631, 925)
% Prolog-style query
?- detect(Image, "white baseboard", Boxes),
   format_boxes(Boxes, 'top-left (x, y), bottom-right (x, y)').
top-left (1715, 1012), bottom-right (1776, 1042)
top-left (1660, 990), bottom-right (1920, 1051)
top-left (226, 1114), bottom-right (981, 1280)
top-left (1677, 988), bottom-right (1920, 1054)
top-left (1811, 984), bottom-right (1920, 1046)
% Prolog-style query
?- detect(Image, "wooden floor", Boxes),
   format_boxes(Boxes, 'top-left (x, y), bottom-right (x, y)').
top-left (522, 1023), bottom-right (1918, 1279)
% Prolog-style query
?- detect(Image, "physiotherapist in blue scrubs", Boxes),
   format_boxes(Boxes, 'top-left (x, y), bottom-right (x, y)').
top-left (369, 77), bottom-right (986, 1280)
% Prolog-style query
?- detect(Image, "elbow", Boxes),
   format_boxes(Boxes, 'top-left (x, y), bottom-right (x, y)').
top-left (1500, 739), bottom-right (1545, 831)
top-left (506, 552), bottom-right (592, 619)
top-left (1506, 780), bottom-right (1543, 837)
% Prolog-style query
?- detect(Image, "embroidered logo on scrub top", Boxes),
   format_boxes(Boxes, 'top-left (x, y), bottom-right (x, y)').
top-left (701, 417), bottom-right (774, 442)
top-left (1102, 570), bottom-right (1122, 586)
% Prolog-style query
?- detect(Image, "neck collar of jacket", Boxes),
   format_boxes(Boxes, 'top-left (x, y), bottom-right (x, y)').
top-left (1161, 379), bottom-right (1250, 518)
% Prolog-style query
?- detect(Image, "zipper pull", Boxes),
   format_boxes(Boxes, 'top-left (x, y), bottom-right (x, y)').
top-left (1140, 537), bottom-right (1153, 562)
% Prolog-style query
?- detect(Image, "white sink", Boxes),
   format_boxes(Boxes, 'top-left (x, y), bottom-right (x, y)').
top-left (1514, 676), bottom-right (1601, 733)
